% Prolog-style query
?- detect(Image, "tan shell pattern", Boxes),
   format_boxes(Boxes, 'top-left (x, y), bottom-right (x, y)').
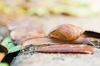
top-left (48, 24), bottom-right (85, 41)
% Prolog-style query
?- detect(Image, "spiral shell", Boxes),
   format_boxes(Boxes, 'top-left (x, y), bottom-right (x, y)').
top-left (48, 24), bottom-right (85, 41)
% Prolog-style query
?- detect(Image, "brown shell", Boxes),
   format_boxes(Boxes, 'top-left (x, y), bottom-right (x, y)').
top-left (48, 24), bottom-right (85, 41)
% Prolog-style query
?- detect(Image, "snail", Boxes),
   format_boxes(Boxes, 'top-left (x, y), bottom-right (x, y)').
top-left (22, 23), bottom-right (100, 47)
top-left (48, 24), bottom-right (100, 46)
top-left (8, 18), bottom-right (100, 47)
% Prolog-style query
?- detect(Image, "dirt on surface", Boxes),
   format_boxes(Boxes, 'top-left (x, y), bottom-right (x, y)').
top-left (11, 51), bottom-right (100, 66)
top-left (10, 15), bottom-right (100, 66)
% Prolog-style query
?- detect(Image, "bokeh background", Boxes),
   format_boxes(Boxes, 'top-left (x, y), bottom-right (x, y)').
top-left (0, 0), bottom-right (100, 66)
top-left (0, 0), bottom-right (100, 35)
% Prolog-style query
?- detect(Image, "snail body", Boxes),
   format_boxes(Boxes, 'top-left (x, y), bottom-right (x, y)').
top-left (48, 24), bottom-right (94, 45)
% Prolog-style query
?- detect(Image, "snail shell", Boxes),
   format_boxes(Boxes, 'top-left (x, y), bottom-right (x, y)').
top-left (49, 24), bottom-right (85, 41)
top-left (48, 24), bottom-right (94, 45)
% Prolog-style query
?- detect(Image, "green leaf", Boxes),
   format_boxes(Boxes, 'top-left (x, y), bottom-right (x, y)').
top-left (0, 63), bottom-right (9, 66)
top-left (8, 45), bottom-right (21, 53)
top-left (1, 36), bottom-right (15, 49)
top-left (1, 36), bottom-right (22, 53)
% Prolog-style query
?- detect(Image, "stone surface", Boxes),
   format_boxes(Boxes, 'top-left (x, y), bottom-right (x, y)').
top-left (11, 15), bottom-right (100, 66)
